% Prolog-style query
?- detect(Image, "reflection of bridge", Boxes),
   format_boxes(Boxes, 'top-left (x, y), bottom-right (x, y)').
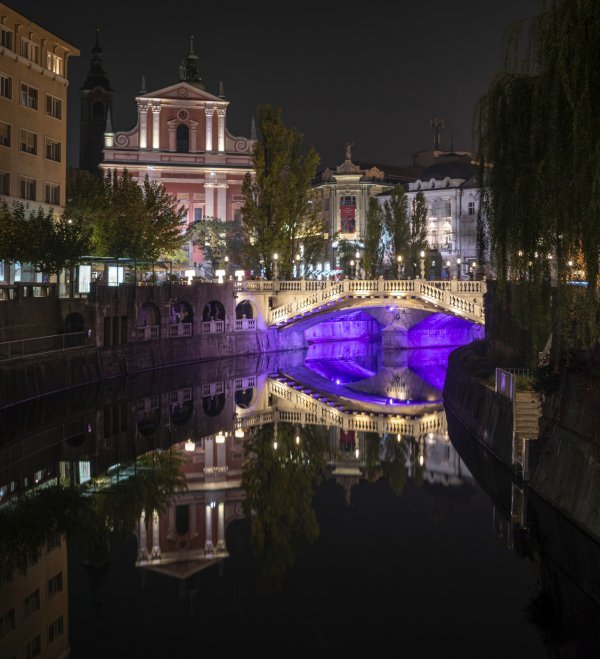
top-left (236, 279), bottom-right (486, 328)
top-left (235, 376), bottom-right (447, 438)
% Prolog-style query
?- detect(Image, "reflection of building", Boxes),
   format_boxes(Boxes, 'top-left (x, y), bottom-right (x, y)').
top-left (0, 534), bottom-right (69, 659)
top-left (0, 3), bottom-right (79, 282)
top-left (100, 37), bottom-right (254, 274)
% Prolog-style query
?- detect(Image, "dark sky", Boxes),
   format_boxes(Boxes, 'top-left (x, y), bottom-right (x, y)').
top-left (12, 0), bottom-right (540, 169)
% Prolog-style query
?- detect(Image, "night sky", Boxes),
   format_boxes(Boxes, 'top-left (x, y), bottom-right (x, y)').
top-left (12, 0), bottom-right (540, 170)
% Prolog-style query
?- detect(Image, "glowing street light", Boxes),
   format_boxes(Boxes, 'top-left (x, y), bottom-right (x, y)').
top-left (420, 250), bottom-right (426, 279)
top-left (456, 257), bottom-right (462, 280)
top-left (397, 254), bottom-right (403, 279)
top-left (272, 253), bottom-right (279, 281)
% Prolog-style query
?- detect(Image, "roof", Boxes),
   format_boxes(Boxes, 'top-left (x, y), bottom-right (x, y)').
top-left (418, 154), bottom-right (477, 182)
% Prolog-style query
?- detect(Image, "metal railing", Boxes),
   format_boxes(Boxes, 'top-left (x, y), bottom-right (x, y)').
top-left (0, 331), bottom-right (93, 361)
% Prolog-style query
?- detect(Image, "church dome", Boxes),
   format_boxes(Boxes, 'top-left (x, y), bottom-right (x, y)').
top-left (419, 154), bottom-right (476, 182)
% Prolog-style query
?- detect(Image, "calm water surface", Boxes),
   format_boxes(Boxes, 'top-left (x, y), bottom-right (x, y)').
top-left (1, 342), bottom-right (598, 657)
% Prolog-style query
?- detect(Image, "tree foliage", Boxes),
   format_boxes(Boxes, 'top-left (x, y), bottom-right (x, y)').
top-left (363, 197), bottom-right (384, 278)
top-left (241, 105), bottom-right (323, 279)
top-left (188, 216), bottom-right (246, 273)
top-left (383, 184), bottom-right (410, 277)
top-left (475, 0), bottom-right (600, 361)
top-left (66, 168), bottom-right (187, 261)
top-left (408, 192), bottom-right (428, 278)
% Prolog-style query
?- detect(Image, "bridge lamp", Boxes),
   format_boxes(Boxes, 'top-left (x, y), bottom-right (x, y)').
top-left (184, 439), bottom-right (195, 452)
top-left (456, 257), bottom-right (462, 280)
top-left (215, 269), bottom-right (226, 284)
top-left (234, 428), bottom-right (245, 439)
top-left (234, 269), bottom-right (244, 282)
top-left (295, 253), bottom-right (301, 280)
top-left (419, 250), bottom-right (426, 279)
top-left (215, 431), bottom-right (226, 444)
top-left (397, 254), bottom-right (403, 279)
top-left (349, 259), bottom-right (355, 280)
top-left (272, 253), bottom-right (279, 280)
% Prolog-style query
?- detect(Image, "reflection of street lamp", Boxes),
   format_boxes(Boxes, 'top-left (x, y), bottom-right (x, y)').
top-left (397, 254), bottom-right (403, 279)
top-left (456, 257), bottom-right (461, 280)
top-left (272, 253), bottom-right (279, 280)
top-left (420, 250), bottom-right (426, 279)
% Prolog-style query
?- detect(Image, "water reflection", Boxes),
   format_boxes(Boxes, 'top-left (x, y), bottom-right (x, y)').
top-left (0, 343), bottom-right (598, 653)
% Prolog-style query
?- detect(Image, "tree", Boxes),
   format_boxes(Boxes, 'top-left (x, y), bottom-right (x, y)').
top-left (475, 0), bottom-right (600, 363)
top-left (383, 184), bottom-right (410, 277)
top-left (408, 192), bottom-right (428, 278)
top-left (66, 169), bottom-right (187, 261)
top-left (241, 105), bottom-right (322, 279)
top-left (187, 216), bottom-right (247, 274)
top-left (363, 197), bottom-right (384, 278)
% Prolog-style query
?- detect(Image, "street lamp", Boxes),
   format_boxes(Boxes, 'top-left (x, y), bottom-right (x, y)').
top-left (295, 253), bottom-right (301, 280)
top-left (445, 260), bottom-right (451, 280)
top-left (397, 254), bottom-right (403, 279)
top-left (350, 259), bottom-right (355, 280)
top-left (456, 257), bottom-right (462, 280)
top-left (272, 253), bottom-right (279, 281)
top-left (355, 250), bottom-right (361, 280)
top-left (420, 250), bottom-right (426, 279)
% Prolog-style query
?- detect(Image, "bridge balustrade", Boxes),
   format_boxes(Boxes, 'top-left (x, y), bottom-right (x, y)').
top-left (234, 318), bottom-right (257, 331)
top-left (136, 325), bottom-right (160, 340)
top-left (202, 320), bottom-right (225, 334)
top-left (169, 322), bottom-right (193, 337)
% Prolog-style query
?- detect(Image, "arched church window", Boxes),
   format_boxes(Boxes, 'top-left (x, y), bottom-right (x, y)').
top-left (177, 124), bottom-right (189, 152)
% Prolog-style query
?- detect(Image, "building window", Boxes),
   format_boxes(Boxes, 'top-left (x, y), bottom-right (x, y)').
top-left (176, 124), bottom-right (189, 152)
top-left (46, 51), bottom-right (63, 76)
top-left (45, 138), bottom-right (61, 162)
top-left (20, 37), bottom-right (39, 63)
top-left (193, 207), bottom-right (203, 222)
top-left (0, 72), bottom-right (11, 99)
top-left (48, 615), bottom-right (64, 643)
top-left (19, 176), bottom-right (36, 201)
top-left (19, 129), bottom-right (37, 155)
top-left (0, 171), bottom-right (9, 196)
top-left (0, 608), bottom-right (15, 639)
top-left (0, 27), bottom-right (13, 50)
top-left (20, 83), bottom-right (38, 110)
top-left (44, 183), bottom-right (60, 205)
top-left (23, 589), bottom-right (40, 618)
top-left (24, 634), bottom-right (41, 659)
top-left (46, 94), bottom-right (62, 119)
top-left (445, 201), bottom-right (451, 217)
top-left (468, 201), bottom-right (476, 215)
top-left (340, 195), bottom-right (356, 206)
top-left (47, 572), bottom-right (63, 598)
top-left (0, 122), bottom-right (10, 147)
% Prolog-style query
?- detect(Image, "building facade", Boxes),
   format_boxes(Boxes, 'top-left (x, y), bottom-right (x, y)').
top-left (406, 153), bottom-right (479, 279)
top-left (100, 38), bottom-right (254, 275)
top-left (0, 3), bottom-right (79, 282)
top-left (309, 144), bottom-right (422, 275)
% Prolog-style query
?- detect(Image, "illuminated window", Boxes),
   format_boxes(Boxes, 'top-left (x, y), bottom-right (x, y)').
top-left (23, 589), bottom-right (40, 618)
top-left (0, 26), bottom-right (13, 50)
top-left (46, 51), bottom-right (63, 76)
top-left (44, 183), bottom-right (60, 205)
top-left (20, 83), bottom-right (38, 110)
top-left (340, 195), bottom-right (356, 206)
top-left (0, 122), bottom-right (10, 147)
top-left (19, 129), bottom-right (37, 155)
top-left (48, 615), bottom-right (64, 643)
top-left (20, 37), bottom-right (39, 63)
top-left (19, 176), bottom-right (36, 201)
top-left (45, 138), bottom-right (61, 162)
top-left (46, 94), bottom-right (61, 119)
top-left (0, 72), bottom-right (11, 99)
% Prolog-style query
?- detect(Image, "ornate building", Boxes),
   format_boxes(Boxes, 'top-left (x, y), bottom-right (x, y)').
top-left (309, 143), bottom-right (422, 275)
top-left (100, 37), bottom-right (254, 275)
top-left (78, 30), bottom-right (112, 175)
top-left (0, 2), bottom-right (79, 282)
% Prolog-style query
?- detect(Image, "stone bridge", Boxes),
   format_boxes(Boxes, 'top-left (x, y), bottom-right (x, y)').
top-left (235, 279), bottom-right (486, 329)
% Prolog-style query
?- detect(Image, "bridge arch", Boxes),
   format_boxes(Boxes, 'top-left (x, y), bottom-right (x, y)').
top-left (170, 299), bottom-right (193, 324)
top-left (203, 300), bottom-right (226, 322)
top-left (235, 299), bottom-right (256, 319)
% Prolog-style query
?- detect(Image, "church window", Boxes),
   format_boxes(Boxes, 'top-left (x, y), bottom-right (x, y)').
top-left (176, 124), bottom-right (189, 152)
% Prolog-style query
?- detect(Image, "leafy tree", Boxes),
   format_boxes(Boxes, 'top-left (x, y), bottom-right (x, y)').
top-left (383, 184), bottom-right (410, 277)
top-left (408, 192), bottom-right (428, 278)
top-left (335, 236), bottom-right (362, 278)
top-left (475, 0), bottom-right (600, 363)
top-left (66, 168), bottom-right (187, 261)
top-left (188, 216), bottom-right (246, 273)
top-left (363, 197), bottom-right (384, 278)
top-left (241, 105), bottom-right (322, 279)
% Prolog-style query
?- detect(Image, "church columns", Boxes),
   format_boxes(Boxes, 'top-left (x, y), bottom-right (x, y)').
top-left (151, 509), bottom-right (161, 559)
top-left (217, 182), bottom-right (228, 221)
top-left (138, 511), bottom-right (148, 560)
top-left (204, 182), bottom-right (215, 218)
top-left (167, 119), bottom-right (176, 151)
top-left (216, 501), bottom-right (225, 553)
top-left (216, 108), bottom-right (226, 152)
top-left (205, 105), bottom-right (214, 151)
top-left (151, 102), bottom-right (161, 149)
top-left (189, 120), bottom-right (198, 153)
top-left (138, 101), bottom-right (148, 149)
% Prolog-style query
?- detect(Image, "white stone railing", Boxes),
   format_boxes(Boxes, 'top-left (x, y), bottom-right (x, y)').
top-left (201, 320), bottom-right (225, 334)
top-left (137, 324), bottom-right (160, 340)
top-left (234, 318), bottom-right (257, 331)
top-left (169, 322), bottom-right (193, 337)
top-left (265, 279), bottom-right (485, 326)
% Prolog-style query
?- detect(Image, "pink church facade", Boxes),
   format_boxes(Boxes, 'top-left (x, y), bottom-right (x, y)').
top-left (100, 42), bottom-right (254, 275)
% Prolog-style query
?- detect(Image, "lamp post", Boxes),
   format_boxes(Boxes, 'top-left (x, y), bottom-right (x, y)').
top-left (445, 260), bottom-right (451, 280)
top-left (295, 253), bottom-right (301, 280)
top-left (419, 250), bottom-right (426, 279)
top-left (355, 250), bottom-right (361, 280)
top-left (224, 255), bottom-right (229, 280)
top-left (272, 253), bottom-right (279, 281)
top-left (396, 254), bottom-right (403, 279)
top-left (349, 259), bottom-right (355, 280)
top-left (456, 257), bottom-right (461, 280)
